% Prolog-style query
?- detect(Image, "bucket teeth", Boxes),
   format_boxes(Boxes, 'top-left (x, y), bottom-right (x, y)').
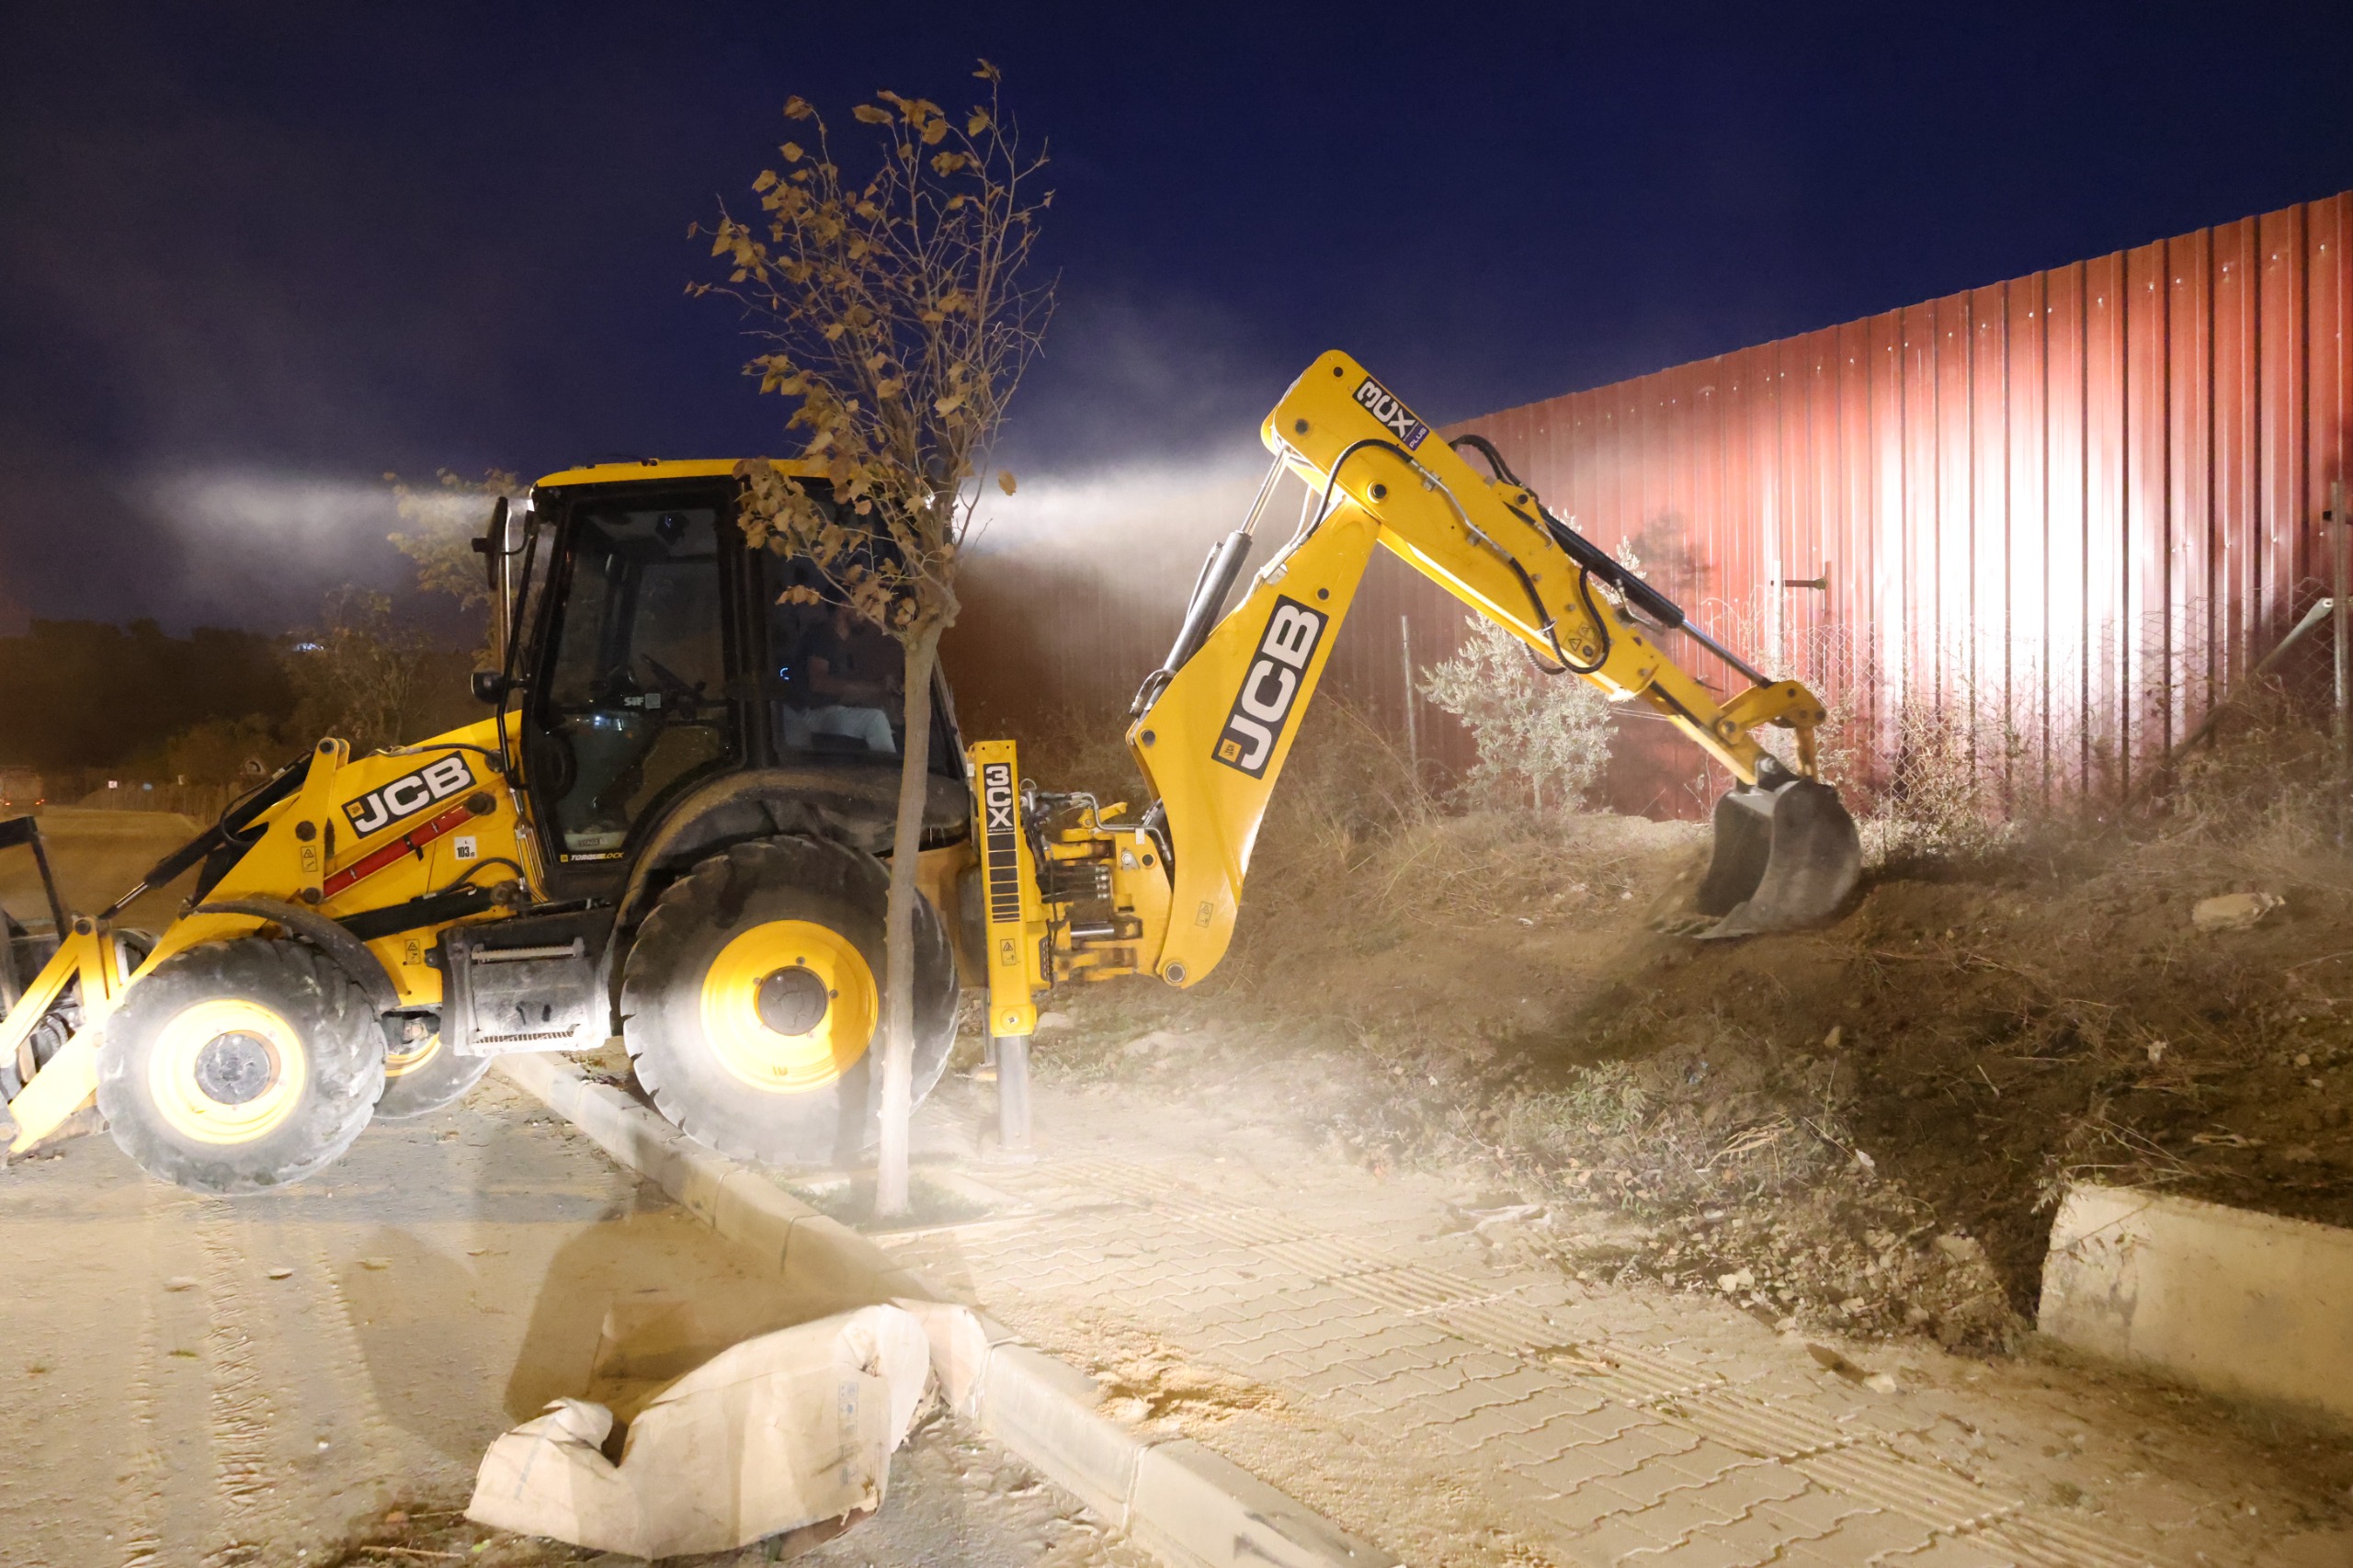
top-left (1691, 779), bottom-right (1860, 939)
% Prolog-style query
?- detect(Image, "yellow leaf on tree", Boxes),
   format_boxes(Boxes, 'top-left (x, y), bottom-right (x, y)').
top-left (967, 110), bottom-right (989, 135)
top-left (852, 104), bottom-right (891, 124)
top-left (996, 470), bottom-right (1017, 495)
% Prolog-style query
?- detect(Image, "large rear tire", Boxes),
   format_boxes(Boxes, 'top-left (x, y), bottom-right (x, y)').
top-left (98, 939), bottom-right (384, 1195)
top-left (620, 836), bottom-right (959, 1166)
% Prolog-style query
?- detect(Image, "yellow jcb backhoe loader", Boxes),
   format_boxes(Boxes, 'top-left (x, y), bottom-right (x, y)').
top-left (2, 460), bottom-right (973, 1191)
top-left (0, 351), bottom-right (1856, 1196)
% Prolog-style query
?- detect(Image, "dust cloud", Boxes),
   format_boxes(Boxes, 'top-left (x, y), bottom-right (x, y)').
top-left (138, 469), bottom-right (462, 630)
top-left (964, 440), bottom-right (1314, 612)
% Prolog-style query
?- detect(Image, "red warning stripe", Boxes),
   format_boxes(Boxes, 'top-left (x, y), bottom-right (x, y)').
top-left (322, 800), bottom-right (484, 900)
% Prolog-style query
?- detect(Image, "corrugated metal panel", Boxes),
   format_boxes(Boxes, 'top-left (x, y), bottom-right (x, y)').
top-left (949, 189), bottom-right (2353, 818)
top-left (1446, 188), bottom-right (2353, 813)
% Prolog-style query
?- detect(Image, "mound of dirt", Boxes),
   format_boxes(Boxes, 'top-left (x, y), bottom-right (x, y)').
top-left (1027, 798), bottom-right (2353, 1354)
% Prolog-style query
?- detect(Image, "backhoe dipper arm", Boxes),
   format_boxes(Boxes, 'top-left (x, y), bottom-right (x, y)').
top-left (1125, 350), bottom-right (1828, 987)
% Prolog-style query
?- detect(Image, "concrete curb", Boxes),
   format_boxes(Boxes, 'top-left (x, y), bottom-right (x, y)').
top-left (494, 1053), bottom-right (1400, 1568)
top-left (2040, 1180), bottom-right (2353, 1427)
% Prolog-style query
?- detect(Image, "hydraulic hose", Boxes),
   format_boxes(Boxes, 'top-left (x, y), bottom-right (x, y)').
top-left (1302, 438), bottom-right (1578, 676)
top-left (1450, 433), bottom-right (1772, 688)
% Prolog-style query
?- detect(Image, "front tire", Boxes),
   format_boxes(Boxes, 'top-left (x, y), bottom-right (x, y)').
top-left (620, 837), bottom-right (959, 1166)
top-left (98, 939), bottom-right (384, 1195)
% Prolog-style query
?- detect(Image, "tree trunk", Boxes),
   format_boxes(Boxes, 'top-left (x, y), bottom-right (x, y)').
top-left (875, 623), bottom-right (943, 1218)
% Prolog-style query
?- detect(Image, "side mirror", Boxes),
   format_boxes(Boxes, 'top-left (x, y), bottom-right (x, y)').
top-left (476, 497), bottom-right (508, 593)
top-left (471, 671), bottom-right (515, 706)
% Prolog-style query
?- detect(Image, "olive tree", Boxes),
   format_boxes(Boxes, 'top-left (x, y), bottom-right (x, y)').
top-left (387, 467), bottom-right (518, 662)
top-left (699, 63), bottom-right (1051, 1213)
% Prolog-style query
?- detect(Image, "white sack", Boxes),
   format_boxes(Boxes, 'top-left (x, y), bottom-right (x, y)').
top-left (468, 1302), bottom-right (933, 1560)
top-left (891, 1296), bottom-right (994, 1415)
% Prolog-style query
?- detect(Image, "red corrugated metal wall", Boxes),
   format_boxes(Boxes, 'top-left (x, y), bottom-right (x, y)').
top-left (1454, 189), bottom-right (2353, 813)
top-left (949, 190), bottom-right (2353, 818)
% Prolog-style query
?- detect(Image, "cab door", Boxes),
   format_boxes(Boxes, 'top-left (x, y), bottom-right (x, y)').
top-left (526, 487), bottom-right (743, 873)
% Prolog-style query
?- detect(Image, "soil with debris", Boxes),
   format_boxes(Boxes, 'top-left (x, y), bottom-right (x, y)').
top-left (1009, 712), bottom-right (2353, 1354)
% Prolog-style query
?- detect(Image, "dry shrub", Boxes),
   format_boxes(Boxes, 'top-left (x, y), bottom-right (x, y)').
top-left (2161, 687), bottom-right (2353, 892)
top-left (1495, 1062), bottom-right (1651, 1153)
top-left (1860, 693), bottom-right (2024, 869)
top-left (1222, 699), bottom-right (1653, 986)
top-left (962, 693), bottom-right (1145, 805)
top-left (1336, 1014), bottom-right (2023, 1349)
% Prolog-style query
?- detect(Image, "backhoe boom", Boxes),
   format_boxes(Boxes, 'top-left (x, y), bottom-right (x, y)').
top-left (968, 351), bottom-right (1861, 1031)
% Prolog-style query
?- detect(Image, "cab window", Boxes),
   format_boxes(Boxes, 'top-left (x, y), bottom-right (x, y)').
top-left (535, 503), bottom-right (733, 858)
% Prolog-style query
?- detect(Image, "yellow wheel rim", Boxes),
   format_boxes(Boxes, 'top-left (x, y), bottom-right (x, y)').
top-left (699, 919), bottom-right (875, 1095)
top-left (385, 1031), bottom-right (441, 1080)
top-left (146, 998), bottom-right (309, 1145)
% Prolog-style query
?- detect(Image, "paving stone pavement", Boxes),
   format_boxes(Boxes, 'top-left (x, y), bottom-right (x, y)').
top-left (871, 1082), bottom-right (2344, 1568)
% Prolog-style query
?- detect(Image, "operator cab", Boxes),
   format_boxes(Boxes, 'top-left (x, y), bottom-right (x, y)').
top-left (505, 461), bottom-right (964, 884)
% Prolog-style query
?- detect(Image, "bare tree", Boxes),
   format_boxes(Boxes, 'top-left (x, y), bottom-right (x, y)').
top-left (699, 63), bottom-right (1051, 1214)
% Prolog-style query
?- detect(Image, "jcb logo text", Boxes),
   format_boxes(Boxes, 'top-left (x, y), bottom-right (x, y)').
top-left (1212, 597), bottom-right (1327, 778)
top-left (344, 754), bottom-right (473, 837)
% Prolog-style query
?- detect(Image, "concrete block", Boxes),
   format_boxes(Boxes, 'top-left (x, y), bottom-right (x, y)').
top-left (973, 1312), bottom-right (1025, 1346)
top-left (2040, 1182), bottom-right (2353, 1425)
top-left (978, 1343), bottom-right (1136, 1527)
top-left (1128, 1438), bottom-right (1402, 1568)
top-left (502, 1052), bottom-right (1391, 1568)
top-left (494, 1052), bottom-right (594, 1124)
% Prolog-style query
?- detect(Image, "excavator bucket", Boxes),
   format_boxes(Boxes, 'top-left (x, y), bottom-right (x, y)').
top-left (1690, 778), bottom-right (1861, 939)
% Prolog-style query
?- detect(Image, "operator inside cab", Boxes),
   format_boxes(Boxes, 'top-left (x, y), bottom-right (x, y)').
top-left (767, 570), bottom-right (904, 757)
top-left (776, 543), bottom-right (913, 757)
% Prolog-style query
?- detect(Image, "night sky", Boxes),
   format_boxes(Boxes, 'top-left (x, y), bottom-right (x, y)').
top-left (6, 3), bottom-right (2352, 635)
